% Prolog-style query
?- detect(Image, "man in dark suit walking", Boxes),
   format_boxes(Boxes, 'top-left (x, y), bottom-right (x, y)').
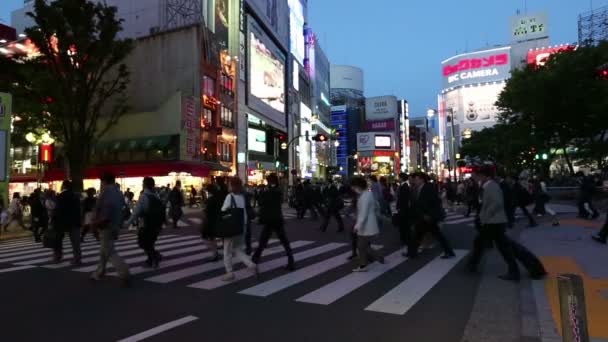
top-left (53, 180), bottom-right (82, 265)
top-left (252, 174), bottom-right (295, 271)
top-left (407, 172), bottom-right (455, 259)
top-left (395, 173), bottom-right (412, 256)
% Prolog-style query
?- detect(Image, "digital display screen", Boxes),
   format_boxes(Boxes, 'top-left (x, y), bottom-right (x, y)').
top-left (248, 128), bottom-right (267, 153)
top-left (250, 31), bottom-right (285, 114)
top-left (375, 135), bottom-right (392, 149)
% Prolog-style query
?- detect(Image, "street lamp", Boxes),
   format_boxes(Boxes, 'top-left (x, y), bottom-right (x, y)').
top-left (334, 140), bottom-right (340, 147)
top-left (427, 109), bottom-right (436, 118)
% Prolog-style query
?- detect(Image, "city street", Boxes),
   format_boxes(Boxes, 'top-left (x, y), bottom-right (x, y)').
top-left (2, 205), bottom-right (603, 342)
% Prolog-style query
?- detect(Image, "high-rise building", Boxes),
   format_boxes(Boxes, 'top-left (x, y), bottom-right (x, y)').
top-left (330, 65), bottom-right (364, 178)
top-left (578, 5), bottom-right (608, 45)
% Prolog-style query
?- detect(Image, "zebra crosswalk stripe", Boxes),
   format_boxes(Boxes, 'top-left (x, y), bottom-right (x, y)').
top-left (17, 236), bottom-right (200, 266)
top-left (365, 250), bottom-right (467, 315)
top-left (0, 265), bottom-right (37, 274)
top-left (445, 217), bottom-right (475, 225)
top-left (0, 235), bottom-right (141, 259)
top-left (296, 250), bottom-right (405, 305)
top-left (239, 250), bottom-right (353, 297)
top-left (188, 242), bottom-right (342, 290)
top-left (145, 239), bottom-right (281, 284)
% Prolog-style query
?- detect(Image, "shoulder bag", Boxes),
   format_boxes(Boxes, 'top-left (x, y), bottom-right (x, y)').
top-left (216, 195), bottom-right (245, 238)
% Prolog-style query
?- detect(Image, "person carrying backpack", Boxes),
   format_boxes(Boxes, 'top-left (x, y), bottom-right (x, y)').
top-left (125, 177), bottom-right (165, 268)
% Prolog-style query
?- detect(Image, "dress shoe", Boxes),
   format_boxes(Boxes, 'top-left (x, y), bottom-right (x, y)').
top-left (347, 254), bottom-right (358, 260)
top-left (592, 235), bottom-right (607, 244)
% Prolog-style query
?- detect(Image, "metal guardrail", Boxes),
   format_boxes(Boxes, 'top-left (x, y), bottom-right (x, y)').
top-left (558, 274), bottom-right (590, 342)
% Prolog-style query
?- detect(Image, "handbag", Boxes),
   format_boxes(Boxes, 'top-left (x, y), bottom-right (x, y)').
top-left (42, 228), bottom-right (59, 249)
top-left (216, 195), bottom-right (245, 238)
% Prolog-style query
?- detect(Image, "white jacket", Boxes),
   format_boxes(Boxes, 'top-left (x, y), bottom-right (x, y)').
top-left (355, 191), bottom-right (379, 236)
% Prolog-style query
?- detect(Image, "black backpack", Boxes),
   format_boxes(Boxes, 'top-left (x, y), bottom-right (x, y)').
top-left (143, 194), bottom-right (166, 231)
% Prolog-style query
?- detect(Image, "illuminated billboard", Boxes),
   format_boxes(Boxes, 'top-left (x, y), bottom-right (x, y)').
top-left (248, 128), bottom-right (267, 153)
top-left (288, 0), bottom-right (305, 65)
top-left (442, 47), bottom-right (511, 89)
top-left (248, 19), bottom-right (286, 121)
top-left (527, 45), bottom-right (576, 66)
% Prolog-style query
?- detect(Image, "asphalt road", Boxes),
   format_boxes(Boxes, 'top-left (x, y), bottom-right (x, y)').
top-left (0, 207), bottom-right (487, 342)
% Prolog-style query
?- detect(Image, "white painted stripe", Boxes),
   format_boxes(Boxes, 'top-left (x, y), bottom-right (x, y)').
top-left (116, 315), bottom-right (198, 342)
top-left (365, 250), bottom-right (467, 315)
top-left (444, 217), bottom-right (475, 225)
top-left (17, 237), bottom-right (200, 266)
top-left (145, 239), bottom-right (281, 284)
top-left (0, 265), bottom-right (37, 274)
top-left (0, 235), bottom-right (141, 258)
top-left (189, 242), bottom-right (340, 290)
top-left (189, 218), bottom-right (202, 224)
top-left (90, 246), bottom-right (213, 276)
top-left (0, 240), bottom-right (37, 249)
top-left (239, 251), bottom-right (353, 297)
top-left (297, 250), bottom-right (406, 305)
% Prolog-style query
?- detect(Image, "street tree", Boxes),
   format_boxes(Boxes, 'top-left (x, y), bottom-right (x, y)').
top-left (0, 0), bottom-right (134, 190)
top-left (497, 42), bottom-right (608, 174)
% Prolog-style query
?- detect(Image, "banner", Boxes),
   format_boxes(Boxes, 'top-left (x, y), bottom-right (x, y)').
top-left (365, 118), bottom-right (395, 132)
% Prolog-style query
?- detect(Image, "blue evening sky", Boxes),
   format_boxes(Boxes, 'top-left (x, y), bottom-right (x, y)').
top-left (2, 0), bottom-right (608, 116)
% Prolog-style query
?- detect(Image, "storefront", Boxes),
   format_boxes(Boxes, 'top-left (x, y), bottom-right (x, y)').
top-left (356, 151), bottom-right (400, 178)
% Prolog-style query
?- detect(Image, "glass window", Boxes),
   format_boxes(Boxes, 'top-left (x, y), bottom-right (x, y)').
top-left (202, 108), bottom-right (213, 127)
top-left (203, 76), bottom-right (215, 97)
top-left (220, 106), bottom-right (234, 128)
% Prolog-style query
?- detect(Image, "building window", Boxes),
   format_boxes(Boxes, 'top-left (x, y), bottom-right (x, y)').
top-left (219, 142), bottom-right (232, 162)
top-left (220, 106), bottom-right (234, 128)
top-left (203, 75), bottom-right (215, 97)
top-left (202, 108), bottom-right (213, 128)
top-left (220, 73), bottom-right (234, 94)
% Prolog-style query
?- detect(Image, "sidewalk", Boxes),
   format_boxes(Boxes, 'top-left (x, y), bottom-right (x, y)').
top-left (520, 215), bottom-right (608, 342)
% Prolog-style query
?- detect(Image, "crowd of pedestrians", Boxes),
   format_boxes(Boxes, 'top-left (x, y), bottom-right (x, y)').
top-left (1, 165), bottom-right (604, 287)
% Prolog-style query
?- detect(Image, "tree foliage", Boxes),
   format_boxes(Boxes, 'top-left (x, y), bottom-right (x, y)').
top-left (464, 42), bottom-right (608, 176)
top-left (0, 0), bottom-right (133, 189)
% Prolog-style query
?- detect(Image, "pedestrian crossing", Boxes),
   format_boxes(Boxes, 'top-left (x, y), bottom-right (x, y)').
top-left (0, 234), bottom-right (469, 316)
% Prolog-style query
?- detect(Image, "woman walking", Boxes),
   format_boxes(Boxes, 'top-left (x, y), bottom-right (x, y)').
top-left (351, 177), bottom-right (385, 272)
top-left (221, 177), bottom-right (257, 281)
top-left (201, 184), bottom-right (222, 262)
top-left (532, 179), bottom-right (559, 226)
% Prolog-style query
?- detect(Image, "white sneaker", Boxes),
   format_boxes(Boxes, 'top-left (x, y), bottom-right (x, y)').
top-left (353, 265), bottom-right (368, 272)
top-left (221, 273), bottom-right (235, 282)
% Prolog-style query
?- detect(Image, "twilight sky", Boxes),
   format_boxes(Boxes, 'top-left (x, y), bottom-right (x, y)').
top-left (2, 0), bottom-right (608, 116)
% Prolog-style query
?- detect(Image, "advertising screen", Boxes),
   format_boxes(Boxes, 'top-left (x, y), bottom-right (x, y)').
top-left (248, 128), bottom-right (267, 153)
top-left (442, 47), bottom-right (511, 89)
top-left (459, 83), bottom-right (505, 124)
top-left (288, 0), bottom-right (305, 65)
top-left (375, 135), bottom-right (392, 149)
top-left (365, 119), bottom-right (395, 132)
top-left (365, 96), bottom-right (398, 120)
top-left (527, 45), bottom-right (576, 66)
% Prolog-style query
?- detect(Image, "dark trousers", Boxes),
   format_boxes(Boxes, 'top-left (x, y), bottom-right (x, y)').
top-left (170, 206), bottom-right (183, 228)
top-left (320, 209), bottom-right (344, 232)
top-left (466, 201), bottom-right (479, 217)
top-left (505, 205), bottom-right (516, 228)
top-left (32, 220), bottom-right (47, 242)
top-left (408, 220), bottom-right (454, 257)
top-left (350, 231), bottom-right (358, 256)
top-left (398, 220), bottom-right (411, 247)
top-left (245, 220), bottom-right (253, 254)
top-left (54, 228), bottom-right (81, 262)
top-left (138, 228), bottom-right (161, 264)
top-left (81, 225), bottom-right (100, 242)
top-left (598, 210), bottom-right (608, 240)
top-left (518, 204), bottom-right (537, 226)
top-left (298, 203), bottom-right (318, 219)
top-left (468, 223), bottom-right (520, 276)
top-left (252, 222), bottom-right (294, 265)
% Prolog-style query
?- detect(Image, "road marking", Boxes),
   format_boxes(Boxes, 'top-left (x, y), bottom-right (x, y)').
top-left (364, 250), bottom-right (467, 315)
top-left (297, 250), bottom-right (405, 305)
top-left (444, 217), bottom-right (475, 225)
top-left (0, 235), bottom-right (142, 258)
top-left (188, 241), bottom-right (332, 290)
top-left (145, 239), bottom-right (280, 284)
top-left (239, 250), bottom-right (353, 297)
top-left (77, 244), bottom-right (212, 273)
top-left (0, 265), bottom-right (37, 274)
top-left (17, 237), bottom-right (200, 266)
top-left (116, 315), bottom-right (199, 342)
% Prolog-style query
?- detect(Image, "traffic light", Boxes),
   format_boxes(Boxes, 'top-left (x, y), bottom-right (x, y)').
top-left (312, 133), bottom-right (328, 142)
top-left (277, 134), bottom-right (286, 141)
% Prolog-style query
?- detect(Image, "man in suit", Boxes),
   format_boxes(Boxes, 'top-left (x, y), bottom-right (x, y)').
top-left (468, 166), bottom-right (520, 282)
top-left (252, 174), bottom-right (295, 271)
top-left (319, 181), bottom-right (345, 233)
top-left (53, 180), bottom-right (82, 265)
top-left (396, 173), bottom-right (412, 256)
top-left (407, 172), bottom-right (455, 259)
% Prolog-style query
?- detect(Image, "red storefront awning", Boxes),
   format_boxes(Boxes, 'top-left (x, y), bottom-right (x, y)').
top-left (38, 161), bottom-right (216, 183)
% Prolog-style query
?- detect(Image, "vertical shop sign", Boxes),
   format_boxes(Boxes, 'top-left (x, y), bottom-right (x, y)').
top-left (181, 96), bottom-right (198, 161)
